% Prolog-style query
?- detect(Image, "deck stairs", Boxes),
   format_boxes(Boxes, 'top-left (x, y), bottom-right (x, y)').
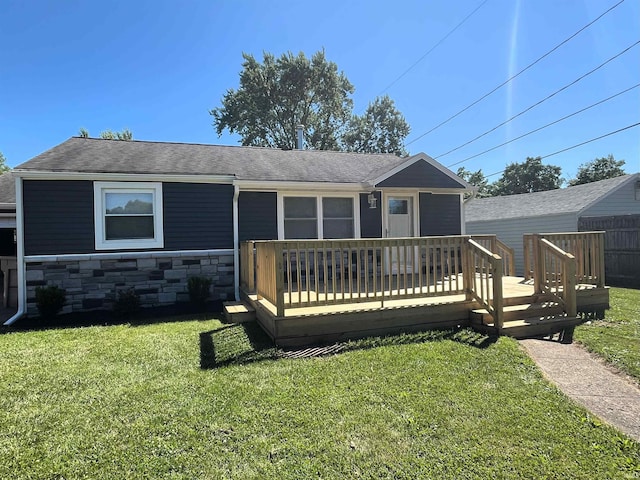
top-left (223, 301), bottom-right (256, 324)
top-left (470, 292), bottom-right (581, 340)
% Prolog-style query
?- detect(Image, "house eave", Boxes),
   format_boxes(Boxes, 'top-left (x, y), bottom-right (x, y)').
top-left (13, 170), bottom-right (236, 184)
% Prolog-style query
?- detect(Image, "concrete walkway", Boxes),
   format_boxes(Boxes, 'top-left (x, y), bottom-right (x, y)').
top-left (520, 339), bottom-right (640, 442)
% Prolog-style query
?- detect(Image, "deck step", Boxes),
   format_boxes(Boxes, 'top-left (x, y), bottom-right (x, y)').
top-left (472, 316), bottom-right (581, 340)
top-left (502, 293), bottom-right (555, 307)
top-left (223, 301), bottom-right (256, 323)
top-left (470, 302), bottom-right (565, 325)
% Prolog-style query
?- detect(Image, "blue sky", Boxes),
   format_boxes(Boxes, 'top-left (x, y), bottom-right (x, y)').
top-left (1, 0), bottom-right (638, 182)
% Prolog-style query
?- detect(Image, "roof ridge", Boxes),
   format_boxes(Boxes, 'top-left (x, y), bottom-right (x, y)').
top-left (71, 137), bottom-right (401, 157)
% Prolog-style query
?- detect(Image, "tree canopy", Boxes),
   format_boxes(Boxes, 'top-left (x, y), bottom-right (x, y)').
top-left (0, 151), bottom-right (10, 174)
top-left (211, 50), bottom-right (410, 154)
top-left (342, 95), bottom-right (410, 156)
top-left (78, 128), bottom-right (133, 141)
top-left (569, 154), bottom-right (626, 186)
top-left (490, 157), bottom-right (563, 196)
top-left (456, 167), bottom-right (490, 197)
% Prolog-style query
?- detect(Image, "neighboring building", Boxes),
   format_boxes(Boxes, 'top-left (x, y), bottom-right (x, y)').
top-left (465, 174), bottom-right (640, 275)
top-left (9, 137), bottom-right (472, 319)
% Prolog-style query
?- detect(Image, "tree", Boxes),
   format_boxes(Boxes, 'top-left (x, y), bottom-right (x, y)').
top-left (77, 128), bottom-right (133, 141)
top-left (212, 50), bottom-right (354, 150)
top-left (211, 50), bottom-right (410, 154)
top-left (456, 167), bottom-right (490, 197)
top-left (490, 157), bottom-right (562, 196)
top-left (0, 151), bottom-right (10, 174)
top-left (569, 154), bottom-right (625, 186)
top-left (342, 95), bottom-right (410, 156)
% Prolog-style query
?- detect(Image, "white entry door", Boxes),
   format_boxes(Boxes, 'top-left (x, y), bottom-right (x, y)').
top-left (385, 196), bottom-right (415, 274)
top-left (386, 196), bottom-right (414, 238)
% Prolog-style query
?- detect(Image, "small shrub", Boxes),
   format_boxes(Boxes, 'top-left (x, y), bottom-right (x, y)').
top-left (188, 276), bottom-right (212, 308)
top-left (113, 288), bottom-right (141, 317)
top-left (35, 285), bottom-right (66, 319)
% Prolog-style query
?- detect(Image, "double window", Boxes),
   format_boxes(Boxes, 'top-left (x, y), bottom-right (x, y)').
top-left (94, 182), bottom-right (164, 250)
top-left (282, 195), bottom-right (355, 239)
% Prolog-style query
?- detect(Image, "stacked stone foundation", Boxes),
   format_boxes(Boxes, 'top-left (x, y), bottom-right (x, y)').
top-left (25, 251), bottom-right (235, 316)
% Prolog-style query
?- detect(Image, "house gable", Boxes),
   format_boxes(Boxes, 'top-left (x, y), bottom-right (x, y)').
top-left (374, 156), bottom-right (468, 189)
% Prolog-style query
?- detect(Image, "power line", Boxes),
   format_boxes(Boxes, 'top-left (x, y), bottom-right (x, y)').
top-left (439, 41), bottom-right (639, 160)
top-left (540, 122), bottom-right (640, 159)
top-left (445, 83), bottom-right (640, 168)
top-left (378, 0), bottom-right (490, 96)
top-left (484, 121), bottom-right (640, 178)
top-left (404, 0), bottom-right (627, 147)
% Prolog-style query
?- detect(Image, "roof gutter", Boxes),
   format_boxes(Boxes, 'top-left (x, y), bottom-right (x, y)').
top-left (3, 177), bottom-right (25, 326)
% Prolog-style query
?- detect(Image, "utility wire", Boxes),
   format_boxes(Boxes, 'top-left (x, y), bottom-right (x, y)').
top-left (438, 40), bottom-right (639, 160)
top-left (484, 121), bottom-right (640, 177)
top-left (378, 0), bottom-right (490, 96)
top-left (445, 83), bottom-right (640, 167)
top-left (404, 0), bottom-right (627, 147)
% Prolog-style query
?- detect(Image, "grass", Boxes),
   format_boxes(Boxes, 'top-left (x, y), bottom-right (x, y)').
top-left (0, 317), bottom-right (639, 479)
top-left (575, 287), bottom-right (640, 382)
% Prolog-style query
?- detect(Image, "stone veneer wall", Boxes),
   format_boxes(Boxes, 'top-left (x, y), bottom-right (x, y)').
top-left (25, 251), bottom-right (235, 316)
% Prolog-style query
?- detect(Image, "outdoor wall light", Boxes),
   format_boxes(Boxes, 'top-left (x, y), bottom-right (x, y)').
top-left (368, 192), bottom-right (377, 209)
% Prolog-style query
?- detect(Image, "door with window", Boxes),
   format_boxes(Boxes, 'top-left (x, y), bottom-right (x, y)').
top-left (385, 196), bottom-right (415, 273)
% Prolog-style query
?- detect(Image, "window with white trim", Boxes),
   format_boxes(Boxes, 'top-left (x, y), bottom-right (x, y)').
top-left (282, 195), bottom-right (355, 239)
top-left (94, 182), bottom-right (164, 250)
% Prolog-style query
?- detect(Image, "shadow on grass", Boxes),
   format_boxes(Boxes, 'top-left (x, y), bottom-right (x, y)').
top-left (199, 324), bottom-right (498, 369)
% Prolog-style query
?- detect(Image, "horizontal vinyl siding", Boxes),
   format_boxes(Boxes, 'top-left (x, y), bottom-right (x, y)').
top-left (23, 180), bottom-right (95, 255)
top-left (163, 183), bottom-right (234, 250)
top-left (581, 180), bottom-right (640, 217)
top-left (239, 191), bottom-right (277, 241)
top-left (420, 193), bottom-right (461, 236)
top-left (378, 161), bottom-right (465, 189)
top-left (360, 192), bottom-right (382, 238)
top-left (465, 213), bottom-right (575, 276)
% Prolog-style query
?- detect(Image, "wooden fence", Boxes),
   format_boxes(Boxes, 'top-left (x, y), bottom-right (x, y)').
top-left (579, 215), bottom-right (640, 288)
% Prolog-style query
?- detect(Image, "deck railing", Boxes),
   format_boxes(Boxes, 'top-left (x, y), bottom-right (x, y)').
top-left (536, 237), bottom-right (577, 317)
top-left (244, 236), bottom-right (470, 317)
top-left (471, 235), bottom-right (515, 276)
top-left (524, 232), bottom-right (605, 286)
top-left (466, 238), bottom-right (504, 332)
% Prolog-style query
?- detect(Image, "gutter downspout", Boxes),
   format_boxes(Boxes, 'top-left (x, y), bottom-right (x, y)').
top-left (4, 176), bottom-right (25, 325)
top-left (460, 189), bottom-right (477, 236)
top-left (232, 183), bottom-right (240, 302)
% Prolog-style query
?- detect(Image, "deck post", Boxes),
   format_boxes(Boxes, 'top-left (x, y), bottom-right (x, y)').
top-left (564, 254), bottom-right (577, 317)
top-left (463, 237), bottom-right (473, 301)
top-left (597, 231), bottom-right (605, 288)
top-left (275, 242), bottom-right (285, 317)
top-left (492, 255), bottom-right (504, 334)
top-left (532, 234), bottom-right (542, 294)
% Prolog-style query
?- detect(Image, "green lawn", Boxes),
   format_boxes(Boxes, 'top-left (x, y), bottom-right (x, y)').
top-left (1, 317), bottom-right (638, 479)
top-left (575, 287), bottom-right (640, 382)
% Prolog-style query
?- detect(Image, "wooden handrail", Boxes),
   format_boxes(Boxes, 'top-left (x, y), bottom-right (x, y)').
top-left (529, 232), bottom-right (605, 287)
top-left (467, 238), bottom-right (504, 332)
top-left (471, 235), bottom-right (515, 277)
top-left (249, 236), bottom-right (469, 315)
top-left (538, 238), bottom-right (577, 317)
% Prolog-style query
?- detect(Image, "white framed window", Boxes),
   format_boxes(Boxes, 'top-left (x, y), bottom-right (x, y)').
top-left (94, 182), bottom-right (164, 250)
top-left (278, 193), bottom-right (359, 240)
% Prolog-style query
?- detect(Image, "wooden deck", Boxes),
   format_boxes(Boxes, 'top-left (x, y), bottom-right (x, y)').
top-left (237, 233), bottom-right (609, 346)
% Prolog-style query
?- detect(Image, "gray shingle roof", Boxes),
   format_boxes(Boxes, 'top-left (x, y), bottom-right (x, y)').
top-left (0, 172), bottom-right (16, 205)
top-left (15, 137), bottom-right (418, 184)
top-left (465, 174), bottom-right (637, 222)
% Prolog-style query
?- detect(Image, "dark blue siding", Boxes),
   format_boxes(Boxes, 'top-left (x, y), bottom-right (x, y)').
top-left (23, 180), bottom-right (95, 255)
top-left (360, 192), bottom-right (382, 238)
top-left (378, 160), bottom-right (466, 189)
top-left (163, 183), bottom-right (233, 249)
top-left (239, 191), bottom-right (277, 241)
top-left (419, 193), bottom-right (461, 236)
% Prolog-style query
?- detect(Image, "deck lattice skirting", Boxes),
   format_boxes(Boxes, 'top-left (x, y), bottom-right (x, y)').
top-left (25, 252), bottom-right (235, 315)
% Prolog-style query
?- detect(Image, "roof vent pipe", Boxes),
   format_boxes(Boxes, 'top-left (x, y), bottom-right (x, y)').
top-left (296, 124), bottom-right (304, 150)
